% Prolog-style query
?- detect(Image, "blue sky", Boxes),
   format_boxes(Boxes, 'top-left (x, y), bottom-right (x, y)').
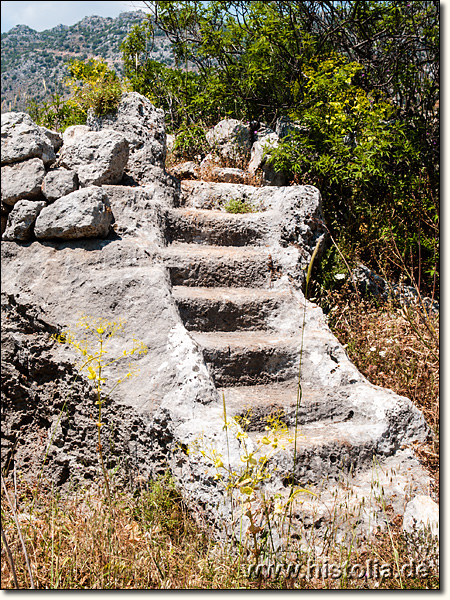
top-left (1, 1), bottom-right (150, 33)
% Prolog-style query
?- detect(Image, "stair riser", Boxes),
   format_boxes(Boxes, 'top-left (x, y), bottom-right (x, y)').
top-left (200, 347), bottom-right (299, 386)
top-left (176, 297), bottom-right (283, 331)
top-left (168, 260), bottom-right (272, 288)
top-left (165, 214), bottom-right (266, 247)
top-left (279, 442), bottom-right (378, 486)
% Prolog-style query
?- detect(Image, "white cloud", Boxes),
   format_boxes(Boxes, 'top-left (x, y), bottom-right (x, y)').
top-left (1, 1), bottom-right (149, 33)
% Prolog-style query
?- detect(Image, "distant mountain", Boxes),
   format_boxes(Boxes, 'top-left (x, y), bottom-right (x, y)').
top-left (1, 11), bottom-right (174, 113)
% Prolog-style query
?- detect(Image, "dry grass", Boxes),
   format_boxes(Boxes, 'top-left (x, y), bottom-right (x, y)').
top-left (1, 472), bottom-right (439, 589)
top-left (323, 286), bottom-right (439, 493)
top-left (1, 475), bottom-right (439, 590)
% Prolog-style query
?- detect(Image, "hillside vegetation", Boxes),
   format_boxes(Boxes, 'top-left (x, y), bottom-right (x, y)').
top-left (0, 11), bottom-right (173, 113)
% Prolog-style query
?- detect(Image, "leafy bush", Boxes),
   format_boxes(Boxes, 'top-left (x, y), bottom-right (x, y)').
top-left (26, 58), bottom-right (124, 132)
top-left (268, 51), bottom-right (439, 296)
top-left (64, 58), bottom-right (124, 118)
top-left (171, 122), bottom-right (209, 160)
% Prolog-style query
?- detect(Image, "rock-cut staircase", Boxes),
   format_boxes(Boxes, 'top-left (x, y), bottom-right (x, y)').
top-left (159, 181), bottom-right (431, 531)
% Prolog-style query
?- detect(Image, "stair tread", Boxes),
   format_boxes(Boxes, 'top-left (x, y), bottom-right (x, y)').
top-left (169, 207), bottom-right (271, 220)
top-left (218, 383), bottom-right (358, 423)
top-left (163, 242), bottom-right (271, 257)
top-left (248, 421), bottom-right (376, 447)
top-left (191, 330), bottom-right (300, 349)
top-left (172, 285), bottom-right (290, 301)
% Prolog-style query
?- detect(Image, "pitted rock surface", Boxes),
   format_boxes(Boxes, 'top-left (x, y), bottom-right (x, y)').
top-left (206, 118), bottom-right (252, 161)
top-left (42, 168), bottom-right (78, 202)
top-left (2, 199), bottom-right (46, 241)
top-left (1, 108), bottom-right (435, 550)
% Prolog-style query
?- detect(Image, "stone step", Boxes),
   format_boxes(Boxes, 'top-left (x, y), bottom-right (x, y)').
top-left (191, 330), bottom-right (300, 386)
top-left (219, 382), bottom-right (357, 429)
top-left (172, 285), bottom-right (295, 332)
top-left (161, 243), bottom-right (280, 288)
top-left (247, 420), bottom-right (381, 485)
top-left (165, 208), bottom-right (272, 247)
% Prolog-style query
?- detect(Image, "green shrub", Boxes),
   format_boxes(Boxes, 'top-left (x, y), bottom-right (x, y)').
top-left (171, 122), bottom-right (208, 160)
top-left (223, 198), bottom-right (255, 214)
top-left (65, 58), bottom-right (124, 117)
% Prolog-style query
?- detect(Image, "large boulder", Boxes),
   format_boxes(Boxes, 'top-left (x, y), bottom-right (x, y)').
top-left (2, 199), bottom-right (47, 241)
top-left (1, 157), bottom-right (46, 205)
top-left (206, 119), bottom-right (252, 162)
top-left (42, 168), bottom-right (78, 202)
top-left (1, 112), bottom-right (56, 166)
top-left (57, 130), bottom-right (129, 187)
top-left (34, 186), bottom-right (112, 240)
top-left (87, 92), bottom-right (166, 184)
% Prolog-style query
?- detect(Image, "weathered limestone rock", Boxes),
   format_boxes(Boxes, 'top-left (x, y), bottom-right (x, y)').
top-left (170, 161), bottom-right (198, 180)
top-left (352, 263), bottom-right (439, 314)
top-left (87, 92), bottom-right (166, 184)
top-left (39, 126), bottom-right (63, 152)
top-left (1, 166), bottom-right (435, 551)
top-left (1, 112), bottom-right (56, 166)
top-left (2, 199), bottom-right (46, 241)
top-left (58, 130), bottom-right (129, 187)
top-left (34, 186), bottom-right (112, 240)
top-left (206, 119), bottom-right (252, 161)
top-left (248, 132), bottom-right (279, 174)
top-left (403, 495), bottom-right (439, 537)
top-left (275, 115), bottom-right (308, 139)
top-left (42, 168), bottom-right (78, 202)
top-left (248, 131), bottom-right (288, 186)
top-left (1, 157), bottom-right (46, 205)
top-left (62, 125), bottom-right (91, 147)
top-left (201, 166), bottom-right (247, 184)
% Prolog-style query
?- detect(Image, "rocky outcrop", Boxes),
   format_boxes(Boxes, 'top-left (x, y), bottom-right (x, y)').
top-left (1, 111), bottom-right (56, 166)
top-left (170, 118), bottom-right (291, 186)
top-left (57, 130), bottom-right (129, 187)
top-left (34, 187), bottom-right (112, 240)
top-left (87, 92), bottom-right (166, 184)
top-left (1, 107), bottom-right (436, 551)
top-left (1, 291), bottom-right (158, 488)
top-left (206, 119), bottom-right (252, 161)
